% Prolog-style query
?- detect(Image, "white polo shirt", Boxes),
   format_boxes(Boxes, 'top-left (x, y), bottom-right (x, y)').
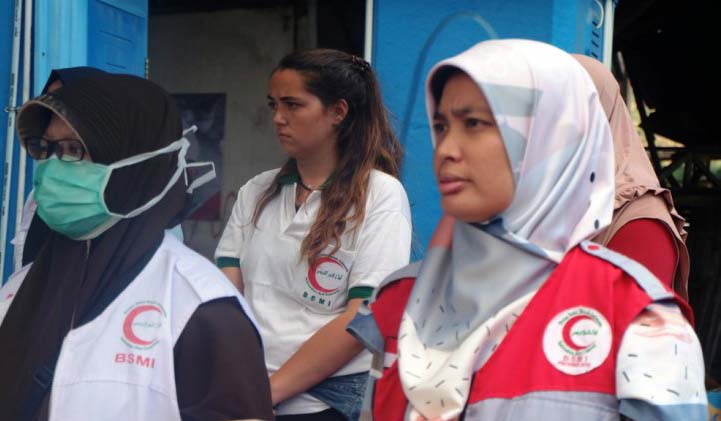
top-left (215, 168), bottom-right (412, 415)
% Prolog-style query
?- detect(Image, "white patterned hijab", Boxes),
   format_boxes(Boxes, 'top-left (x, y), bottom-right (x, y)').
top-left (397, 40), bottom-right (615, 420)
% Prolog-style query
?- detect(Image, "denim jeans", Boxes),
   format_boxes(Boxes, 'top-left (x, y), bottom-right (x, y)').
top-left (307, 372), bottom-right (369, 421)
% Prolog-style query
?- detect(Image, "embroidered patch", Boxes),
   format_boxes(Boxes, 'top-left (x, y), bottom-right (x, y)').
top-left (543, 306), bottom-right (612, 375)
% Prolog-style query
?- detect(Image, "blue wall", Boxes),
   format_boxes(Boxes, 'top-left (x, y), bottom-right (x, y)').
top-left (1, 0), bottom-right (32, 282)
top-left (0, 2), bottom-right (15, 129)
top-left (372, 0), bottom-right (608, 258)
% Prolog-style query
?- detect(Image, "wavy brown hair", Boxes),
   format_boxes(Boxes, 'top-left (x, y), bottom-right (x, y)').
top-left (252, 49), bottom-right (403, 264)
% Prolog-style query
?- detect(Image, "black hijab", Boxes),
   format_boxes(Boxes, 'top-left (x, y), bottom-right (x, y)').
top-left (41, 67), bottom-right (107, 94)
top-left (0, 72), bottom-right (189, 420)
top-left (22, 67), bottom-right (110, 265)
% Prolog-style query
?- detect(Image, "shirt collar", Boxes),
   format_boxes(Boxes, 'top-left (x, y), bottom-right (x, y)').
top-left (278, 169), bottom-right (335, 189)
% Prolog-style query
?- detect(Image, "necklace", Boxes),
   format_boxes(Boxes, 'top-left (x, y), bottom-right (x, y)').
top-left (295, 178), bottom-right (313, 211)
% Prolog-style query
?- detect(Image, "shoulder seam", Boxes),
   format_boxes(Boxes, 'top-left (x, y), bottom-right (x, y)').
top-left (579, 241), bottom-right (673, 302)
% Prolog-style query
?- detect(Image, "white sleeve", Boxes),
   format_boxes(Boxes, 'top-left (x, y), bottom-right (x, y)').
top-left (11, 190), bottom-right (37, 269)
top-left (348, 179), bottom-right (412, 291)
top-left (616, 302), bottom-right (707, 421)
top-left (214, 187), bottom-right (249, 265)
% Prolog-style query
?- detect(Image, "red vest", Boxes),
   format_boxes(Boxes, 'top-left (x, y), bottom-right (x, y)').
top-left (369, 244), bottom-right (691, 420)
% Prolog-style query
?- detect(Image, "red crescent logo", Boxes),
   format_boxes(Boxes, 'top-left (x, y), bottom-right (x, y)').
top-left (307, 256), bottom-right (343, 294)
top-left (123, 304), bottom-right (162, 347)
top-left (562, 314), bottom-right (594, 351)
top-left (544, 306), bottom-right (611, 375)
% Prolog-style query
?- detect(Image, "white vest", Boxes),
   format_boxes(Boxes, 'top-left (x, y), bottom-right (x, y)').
top-left (0, 234), bottom-right (253, 421)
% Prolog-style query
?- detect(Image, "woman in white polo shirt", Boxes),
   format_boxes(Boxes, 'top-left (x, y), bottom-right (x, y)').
top-left (216, 49), bottom-right (412, 420)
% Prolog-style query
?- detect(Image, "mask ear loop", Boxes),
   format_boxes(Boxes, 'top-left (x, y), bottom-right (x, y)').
top-left (178, 125), bottom-right (216, 193)
top-left (100, 126), bottom-right (199, 221)
top-left (183, 125), bottom-right (198, 137)
top-left (110, 134), bottom-right (191, 220)
top-left (181, 125), bottom-right (198, 188)
top-left (185, 162), bottom-right (216, 193)
top-left (117, 139), bottom-right (190, 219)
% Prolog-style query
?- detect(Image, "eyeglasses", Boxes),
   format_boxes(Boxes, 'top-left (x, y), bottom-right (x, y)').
top-left (23, 136), bottom-right (87, 162)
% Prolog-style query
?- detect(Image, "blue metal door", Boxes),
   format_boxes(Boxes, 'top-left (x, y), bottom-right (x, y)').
top-left (87, 0), bottom-right (148, 76)
top-left (35, 0), bottom-right (148, 91)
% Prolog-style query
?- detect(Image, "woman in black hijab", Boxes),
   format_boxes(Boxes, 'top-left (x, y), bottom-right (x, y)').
top-left (18, 66), bottom-right (109, 266)
top-left (0, 72), bottom-right (273, 421)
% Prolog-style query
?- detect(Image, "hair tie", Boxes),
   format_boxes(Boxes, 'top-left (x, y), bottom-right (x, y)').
top-left (351, 55), bottom-right (371, 73)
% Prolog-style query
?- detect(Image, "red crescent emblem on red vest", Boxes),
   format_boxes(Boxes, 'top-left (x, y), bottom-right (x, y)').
top-left (545, 307), bottom-right (612, 375)
top-left (561, 314), bottom-right (594, 351)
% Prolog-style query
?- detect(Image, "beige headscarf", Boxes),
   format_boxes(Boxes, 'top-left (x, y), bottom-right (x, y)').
top-left (573, 54), bottom-right (689, 299)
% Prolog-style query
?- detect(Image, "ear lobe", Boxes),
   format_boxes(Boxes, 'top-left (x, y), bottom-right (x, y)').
top-left (333, 99), bottom-right (349, 124)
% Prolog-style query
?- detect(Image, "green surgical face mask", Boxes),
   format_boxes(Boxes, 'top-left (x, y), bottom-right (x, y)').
top-left (33, 127), bottom-right (214, 240)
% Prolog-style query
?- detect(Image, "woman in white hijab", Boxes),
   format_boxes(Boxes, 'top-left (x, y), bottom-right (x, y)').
top-left (349, 39), bottom-right (706, 421)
